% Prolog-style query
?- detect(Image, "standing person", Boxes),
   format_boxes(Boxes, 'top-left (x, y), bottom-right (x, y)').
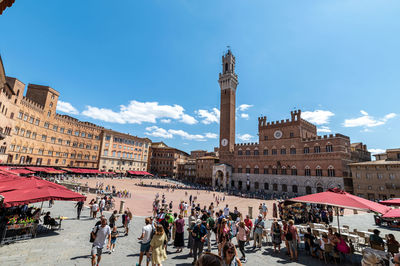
top-left (174, 214), bottom-right (185, 253)
top-left (150, 225), bottom-right (168, 266)
top-left (89, 199), bottom-right (95, 218)
top-left (244, 215), bottom-right (253, 246)
top-left (137, 218), bottom-right (153, 266)
top-left (192, 219), bottom-right (207, 264)
top-left (223, 205), bottom-right (230, 217)
top-left (110, 226), bottom-right (118, 252)
top-left (252, 214), bottom-right (264, 249)
top-left (92, 201), bottom-right (99, 219)
top-left (99, 197), bottom-right (106, 216)
top-left (221, 242), bottom-right (242, 266)
top-left (206, 213), bottom-right (215, 252)
top-left (262, 203), bottom-right (268, 219)
top-left (91, 216), bottom-right (111, 266)
top-left (188, 220), bottom-right (196, 257)
top-left (75, 200), bottom-right (84, 220)
top-left (286, 220), bottom-right (299, 261)
top-left (109, 210), bottom-right (118, 229)
top-left (236, 221), bottom-right (249, 262)
top-left (271, 219), bottom-right (282, 253)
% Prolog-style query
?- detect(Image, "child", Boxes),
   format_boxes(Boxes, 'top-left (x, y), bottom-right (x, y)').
top-left (110, 226), bottom-right (118, 252)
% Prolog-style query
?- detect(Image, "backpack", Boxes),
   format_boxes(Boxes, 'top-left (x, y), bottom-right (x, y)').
top-left (90, 225), bottom-right (100, 243)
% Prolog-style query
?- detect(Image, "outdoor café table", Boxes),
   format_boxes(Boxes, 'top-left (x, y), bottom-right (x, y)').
top-left (313, 223), bottom-right (326, 229)
top-left (331, 226), bottom-right (349, 234)
top-left (360, 231), bottom-right (374, 237)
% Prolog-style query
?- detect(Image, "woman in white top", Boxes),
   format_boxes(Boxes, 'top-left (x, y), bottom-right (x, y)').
top-left (319, 232), bottom-right (331, 260)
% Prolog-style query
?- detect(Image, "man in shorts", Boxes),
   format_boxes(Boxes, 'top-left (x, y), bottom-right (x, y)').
top-left (137, 217), bottom-right (153, 266)
top-left (91, 216), bottom-right (111, 266)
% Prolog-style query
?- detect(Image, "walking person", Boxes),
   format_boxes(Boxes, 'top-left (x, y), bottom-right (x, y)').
top-left (137, 218), bottom-right (153, 266)
top-left (109, 226), bottom-right (118, 253)
top-left (109, 210), bottom-right (118, 229)
top-left (271, 219), bottom-right (282, 253)
top-left (91, 216), bottom-right (111, 266)
top-left (236, 221), bottom-right (249, 262)
top-left (192, 219), bottom-right (207, 265)
top-left (75, 200), bottom-right (84, 220)
top-left (92, 201), bottom-right (99, 219)
top-left (174, 214), bottom-right (185, 253)
top-left (252, 214), bottom-right (264, 249)
top-left (244, 215), bottom-right (252, 246)
top-left (150, 225), bottom-right (168, 266)
top-left (285, 219), bottom-right (299, 261)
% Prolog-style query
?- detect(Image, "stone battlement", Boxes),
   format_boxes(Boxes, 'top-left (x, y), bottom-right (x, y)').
top-left (302, 133), bottom-right (350, 142)
top-left (55, 113), bottom-right (104, 130)
top-left (20, 96), bottom-right (45, 113)
top-left (235, 142), bottom-right (259, 147)
top-left (258, 110), bottom-right (314, 129)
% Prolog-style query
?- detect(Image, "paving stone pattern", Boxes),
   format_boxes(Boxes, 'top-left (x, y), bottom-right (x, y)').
top-left (1, 201), bottom-right (399, 266)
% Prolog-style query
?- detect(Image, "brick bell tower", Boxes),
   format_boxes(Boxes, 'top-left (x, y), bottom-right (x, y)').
top-left (219, 49), bottom-right (238, 155)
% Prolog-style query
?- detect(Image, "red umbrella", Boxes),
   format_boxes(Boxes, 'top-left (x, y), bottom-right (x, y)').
top-left (0, 176), bottom-right (86, 207)
top-left (379, 199), bottom-right (400, 206)
top-left (288, 188), bottom-right (391, 214)
top-left (382, 209), bottom-right (400, 218)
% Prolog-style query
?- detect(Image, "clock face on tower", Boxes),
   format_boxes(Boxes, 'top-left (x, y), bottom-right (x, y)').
top-left (221, 138), bottom-right (228, 147)
top-left (274, 130), bottom-right (283, 139)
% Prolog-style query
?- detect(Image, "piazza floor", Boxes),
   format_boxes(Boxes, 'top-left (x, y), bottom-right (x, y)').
top-left (1, 200), bottom-right (399, 266)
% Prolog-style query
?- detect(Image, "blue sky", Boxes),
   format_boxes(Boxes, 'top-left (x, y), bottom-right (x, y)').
top-left (1, 0), bottom-right (399, 154)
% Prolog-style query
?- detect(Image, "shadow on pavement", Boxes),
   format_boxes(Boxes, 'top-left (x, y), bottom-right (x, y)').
top-left (70, 255), bottom-right (91, 260)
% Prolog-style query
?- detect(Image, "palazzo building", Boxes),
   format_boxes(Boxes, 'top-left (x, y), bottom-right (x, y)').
top-left (149, 142), bottom-right (190, 178)
top-left (212, 50), bottom-right (368, 196)
top-left (349, 148), bottom-right (400, 200)
top-left (6, 78), bottom-right (103, 168)
top-left (98, 129), bottom-right (151, 173)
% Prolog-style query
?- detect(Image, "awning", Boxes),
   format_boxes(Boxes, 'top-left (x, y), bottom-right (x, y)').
top-left (287, 188), bottom-right (391, 214)
top-left (127, 171), bottom-right (153, 176)
top-left (63, 168), bottom-right (101, 174)
top-left (0, 176), bottom-right (86, 207)
top-left (382, 209), bottom-right (400, 219)
top-left (379, 199), bottom-right (400, 206)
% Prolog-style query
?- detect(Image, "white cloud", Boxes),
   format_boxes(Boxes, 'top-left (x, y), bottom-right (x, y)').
top-left (237, 133), bottom-right (254, 142)
top-left (196, 108), bottom-right (220, 124)
top-left (317, 126), bottom-right (331, 133)
top-left (240, 113), bottom-right (249, 119)
top-left (82, 100), bottom-right (197, 125)
top-left (343, 111), bottom-right (397, 128)
top-left (57, 100), bottom-right (79, 115)
top-left (160, 119), bottom-right (171, 123)
top-left (369, 148), bottom-right (385, 155)
top-left (145, 126), bottom-right (217, 142)
top-left (205, 133), bottom-right (218, 139)
top-left (302, 110), bottom-right (335, 125)
top-left (237, 104), bottom-right (253, 112)
top-left (145, 126), bottom-right (173, 139)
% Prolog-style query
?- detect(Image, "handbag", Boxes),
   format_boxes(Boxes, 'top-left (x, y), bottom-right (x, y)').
top-left (90, 225), bottom-right (99, 243)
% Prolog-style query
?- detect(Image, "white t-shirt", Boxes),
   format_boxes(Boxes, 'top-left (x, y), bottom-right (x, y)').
top-left (262, 204), bottom-right (268, 212)
top-left (93, 225), bottom-right (111, 248)
top-left (142, 224), bottom-right (153, 244)
top-left (100, 199), bottom-right (105, 208)
top-left (184, 203), bottom-right (188, 211)
top-left (92, 203), bottom-right (99, 212)
top-left (224, 207), bottom-right (230, 216)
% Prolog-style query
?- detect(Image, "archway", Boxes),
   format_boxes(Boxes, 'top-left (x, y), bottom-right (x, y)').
top-left (215, 170), bottom-right (224, 188)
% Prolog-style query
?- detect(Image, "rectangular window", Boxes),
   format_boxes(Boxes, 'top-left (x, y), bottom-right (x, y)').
top-left (104, 150), bottom-right (108, 156)
top-left (280, 149), bottom-right (286, 155)
top-left (18, 111), bottom-right (23, 119)
top-left (254, 150), bottom-right (259, 156)
top-left (264, 168), bottom-right (269, 174)
top-left (42, 135), bottom-right (47, 141)
top-left (316, 169), bottom-right (323, 176)
top-left (263, 149), bottom-right (268, 155)
top-left (314, 146), bottom-right (321, 153)
top-left (237, 168), bottom-right (242, 173)
top-left (88, 133), bottom-right (93, 138)
top-left (281, 168), bottom-right (287, 175)
top-left (272, 169), bottom-right (278, 175)
top-left (81, 132), bottom-right (86, 137)
top-left (272, 149), bottom-right (277, 155)
top-left (58, 138), bottom-right (62, 144)
top-left (20, 128), bottom-right (25, 136)
top-left (14, 127), bottom-right (20, 134)
top-left (66, 140), bottom-right (71, 145)
top-left (254, 168), bottom-right (259, 174)
top-left (23, 114), bottom-right (28, 121)
top-left (304, 147), bottom-right (310, 154)
top-left (53, 125), bottom-right (58, 131)
top-left (245, 150), bottom-right (250, 155)
top-left (326, 145), bottom-right (333, 152)
top-left (44, 122), bottom-right (49, 128)
top-left (38, 149), bottom-right (43, 155)
top-left (291, 169), bottom-right (298, 175)
top-left (26, 131), bottom-right (31, 138)
top-left (117, 151), bottom-right (121, 158)
top-left (75, 131), bottom-right (79, 136)
top-left (51, 137), bottom-right (56, 143)
top-left (32, 132), bottom-right (37, 139)
top-left (60, 127), bottom-right (64, 133)
top-left (328, 169), bottom-right (335, 177)
top-left (29, 117), bottom-right (34, 123)
top-left (290, 132), bottom-right (294, 138)
top-left (79, 143), bottom-right (84, 148)
top-left (48, 151), bottom-right (53, 156)
top-left (238, 150), bottom-right (243, 155)
top-left (305, 169), bottom-right (311, 176)
top-left (290, 148), bottom-right (296, 154)
top-left (35, 119), bottom-right (40, 125)
top-left (67, 129), bottom-right (72, 135)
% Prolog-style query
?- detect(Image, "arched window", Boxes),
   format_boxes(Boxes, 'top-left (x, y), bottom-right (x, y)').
top-left (292, 185), bottom-right (298, 193)
top-left (304, 165), bottom-right (311, 176)
top-left (281, 166), bottom-right (287, 175)
top-left (306, 186), bottom-right (312, 194)
top-left (327, 166), bottom-right (335, 177)
top-left (264, 183), bottom-right (269, 190)
top-left (282, 184), bottom-right (288, 192)
top-left (238, 181), bottom-right (243, 190)
top-left (273, 183), bottom-right (278, 191)
top-left (316, 166), bottom-right (323, 176)
top-left (245, 165), bottom-right (250, 174)
top-left (225, 63), bottom-right (228, 73)
top-left (291, 166), bottom-right (297, 176)
top-left (254, 165), bottom-right (259, 174)
top-left (255, 182), bottom-right (259, 189)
